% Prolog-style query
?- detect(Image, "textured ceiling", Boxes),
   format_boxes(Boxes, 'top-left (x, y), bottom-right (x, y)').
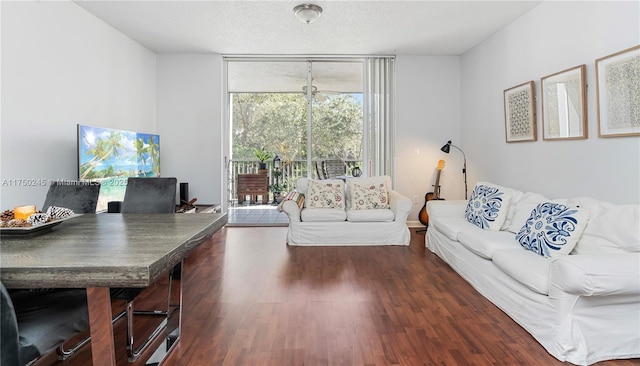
top-left (73, 1), bottom-right (540, 93)
top-left (74, 1), bottom-right (541, 55)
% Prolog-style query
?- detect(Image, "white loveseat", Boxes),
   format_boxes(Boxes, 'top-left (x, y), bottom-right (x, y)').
top-left (425, 182), bottom-right (640, 365)
top-left (280, 176), bottom-right (411, 245)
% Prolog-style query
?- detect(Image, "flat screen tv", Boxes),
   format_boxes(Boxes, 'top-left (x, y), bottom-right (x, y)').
top-left (77, 124), bottom-right (160, 211)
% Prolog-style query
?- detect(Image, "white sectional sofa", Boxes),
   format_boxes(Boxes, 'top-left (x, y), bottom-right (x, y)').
top-left (280, 176), bottom-right (411, 245)
top-left (425, 182), bottom-right (640, 365)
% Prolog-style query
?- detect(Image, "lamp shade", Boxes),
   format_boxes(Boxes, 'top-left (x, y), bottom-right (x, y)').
top-left (273, 155), bottom-right (282, 169)
top-left (441, 140), bottom-right (452, 153)
top-left (439, 140), bottom-right (468, 199)
top-left (293, 4), bottom-right (323, 24)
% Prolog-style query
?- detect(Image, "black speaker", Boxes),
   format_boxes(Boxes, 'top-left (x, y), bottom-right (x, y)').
top-left (107, 201), bottom-right (121, 213)
top-left (180, 182), bottom-right (189, 203)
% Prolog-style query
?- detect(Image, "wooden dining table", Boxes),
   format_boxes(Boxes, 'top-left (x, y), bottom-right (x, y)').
top-left (0, 213), bottom-right (227, 366)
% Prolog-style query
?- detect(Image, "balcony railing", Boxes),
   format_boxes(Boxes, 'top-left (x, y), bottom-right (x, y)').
top-left (228, 159), bottom-right (361, 203)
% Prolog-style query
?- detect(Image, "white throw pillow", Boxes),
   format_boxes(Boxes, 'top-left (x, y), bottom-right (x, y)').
top-left (306, 179), bottom-right (345, 209)
top-left (464, 182), bottom-right (513, 231)
top-left (349, 181), bottom-right (389, 210)
top-left (501, 188), bottom-right (524, 230)
top-left (506, 192), bottom-right (567, 233)
top-left (567, 197), bottom-right (640, 254)
top-left (516, 202), bottom-right (590, 258)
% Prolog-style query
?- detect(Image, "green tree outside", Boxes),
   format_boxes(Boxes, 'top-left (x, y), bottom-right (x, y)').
top-left (231, 93), bottom-right (363, 164)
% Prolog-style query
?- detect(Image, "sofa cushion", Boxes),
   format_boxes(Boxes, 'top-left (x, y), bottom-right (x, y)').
top-left (464, 182), bottom-right (513, 231)
top-left (301, 207), bottom-right (347, 222)
top-left (348, 182), bottom-right (389, 210)
top-left (568, 197), bottom-right (640, 254)
top-left (516, 202), bottom-right (590, 258)
top-left (493, 249), bottom-right (552, 295)
top-left (457, 229), bottom-right (520, 259)
top-left (429, 217), bottom-right (469, 241)
top-left (346, 208), bottom-right (394, 222)
top-left (306, 179), bottom-right (345, 209)
top-left (506, 192), bottom-right (567, 233)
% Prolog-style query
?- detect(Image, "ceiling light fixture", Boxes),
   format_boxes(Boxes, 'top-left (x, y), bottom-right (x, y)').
top-left (302, 85), bottom-right (318, 94)
top-left (293, 4), bottom-right (323, 24)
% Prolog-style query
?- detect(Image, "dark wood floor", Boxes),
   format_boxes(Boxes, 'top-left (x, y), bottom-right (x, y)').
top-left (41, 227), bottom-right (639, 366)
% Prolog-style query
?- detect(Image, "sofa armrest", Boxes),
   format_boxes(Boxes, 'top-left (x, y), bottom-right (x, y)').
top-left (281, 200), bottom-right (302, 222)
top-left (550, 253), bottom-right (640, 296)
top-left (426, 200), bottom-right (467, 218)
top-left (389, 190), bottom-right (411, 222)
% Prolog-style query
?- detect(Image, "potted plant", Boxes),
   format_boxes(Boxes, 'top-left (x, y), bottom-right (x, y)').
top-left (253, 147), bottom-right (272, 170)
top-left (269, 170), bottom-right (288, 204)
top-left (269, 184), bottom-right (289, 204)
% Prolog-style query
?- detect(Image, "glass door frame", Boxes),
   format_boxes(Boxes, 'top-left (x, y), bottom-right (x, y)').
top-left (222, 55), bottom-right (368, 212)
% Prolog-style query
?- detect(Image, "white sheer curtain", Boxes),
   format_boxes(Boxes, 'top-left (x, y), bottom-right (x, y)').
top-left (363, 57), bottom-right (396, 183)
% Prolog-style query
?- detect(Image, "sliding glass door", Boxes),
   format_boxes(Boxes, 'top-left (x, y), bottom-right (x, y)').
top-left (225, 58), bottom-right (364, 212)
top-left (223, 56), bottom-right (394, 226)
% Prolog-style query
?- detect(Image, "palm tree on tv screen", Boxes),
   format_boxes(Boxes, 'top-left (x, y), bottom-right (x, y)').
top-left (148, 137), bottom-right (160, 176)
top-left (80, 130), bottom-right (125, 179)
top-left (134, 138), bottom-right (149, 173)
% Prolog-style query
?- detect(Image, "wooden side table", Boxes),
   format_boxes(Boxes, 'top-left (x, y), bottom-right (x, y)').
top-left (237, 173), bottom-right (269, 205)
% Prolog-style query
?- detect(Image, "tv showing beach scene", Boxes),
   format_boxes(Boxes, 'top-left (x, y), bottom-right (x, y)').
top-left (77, 124), bottom-right (160, 211)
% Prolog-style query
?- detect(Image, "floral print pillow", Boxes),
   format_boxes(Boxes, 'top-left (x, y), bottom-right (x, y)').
top-left (306, 180), bottom-right (345, 209)
top-left (349, 182), bottom-right (389, 210)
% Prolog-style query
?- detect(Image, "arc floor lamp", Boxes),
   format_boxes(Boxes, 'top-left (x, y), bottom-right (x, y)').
top-left (441, 140), bottom-right (468, 199)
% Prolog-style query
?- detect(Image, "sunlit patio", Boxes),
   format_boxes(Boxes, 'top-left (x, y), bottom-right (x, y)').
top-left (226, 203), bottom-right (289, 227)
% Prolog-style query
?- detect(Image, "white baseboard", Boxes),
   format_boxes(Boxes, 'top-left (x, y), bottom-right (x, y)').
top-left (407, 220), bottom-right (427, 228)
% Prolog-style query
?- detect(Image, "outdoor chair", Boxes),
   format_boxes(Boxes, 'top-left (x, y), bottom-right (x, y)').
top-left (314, 161), bottom-right (324, 179)
top-left (321, 159), bottom-right (346, 179)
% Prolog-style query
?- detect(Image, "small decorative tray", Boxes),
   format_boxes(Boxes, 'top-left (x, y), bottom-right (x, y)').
top-left (0, 215), bottom-right (81, 238)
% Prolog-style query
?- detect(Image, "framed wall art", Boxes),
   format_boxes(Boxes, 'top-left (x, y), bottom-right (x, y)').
top-left (504, 81), bottom-right (536, 143)
top-left (596, 45), bottom-right (640, 137)
top-left (541, 65), bottom-right (587, 140)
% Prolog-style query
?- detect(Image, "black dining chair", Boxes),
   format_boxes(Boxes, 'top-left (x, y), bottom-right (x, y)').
top-left (29, 181), bottom-right (101, 360)
top-left (42, 181), bottom-right (101, 213)
top-left (114, 177), bottom-right (178, 361)
top-left (55, 178), bottom-right (178, 361)
top-left (1, 282), bottom-right (89, 366)
top-left (120, 177), bottom-right (177, 214)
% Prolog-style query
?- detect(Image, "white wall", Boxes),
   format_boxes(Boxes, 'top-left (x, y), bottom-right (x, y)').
top-left (153, 54), bottom-right (460, 219)
top-left (395, 55), bottom-right (462, 224)
top-left (461, 1), bottom-right (640, 204)
top-left (155, 54), bottom-right (223, 206)
top-left (5, 0), bottom-right (636, 218)
top-left (0, 1), bottom-right (156, 209)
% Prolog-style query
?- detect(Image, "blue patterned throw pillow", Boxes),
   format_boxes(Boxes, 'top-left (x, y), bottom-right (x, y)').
top-left (516, 202), bottom-right (590, 258)
top-left (465, 183), bottom-right (512, 231)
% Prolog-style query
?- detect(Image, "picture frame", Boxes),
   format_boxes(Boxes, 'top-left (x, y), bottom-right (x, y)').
top-left (504, 81), bottom-right (536, 143)
top-left (541, 65), bottom-right (587, 140)
top-left (596, 45), bottom-right (640, 137)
